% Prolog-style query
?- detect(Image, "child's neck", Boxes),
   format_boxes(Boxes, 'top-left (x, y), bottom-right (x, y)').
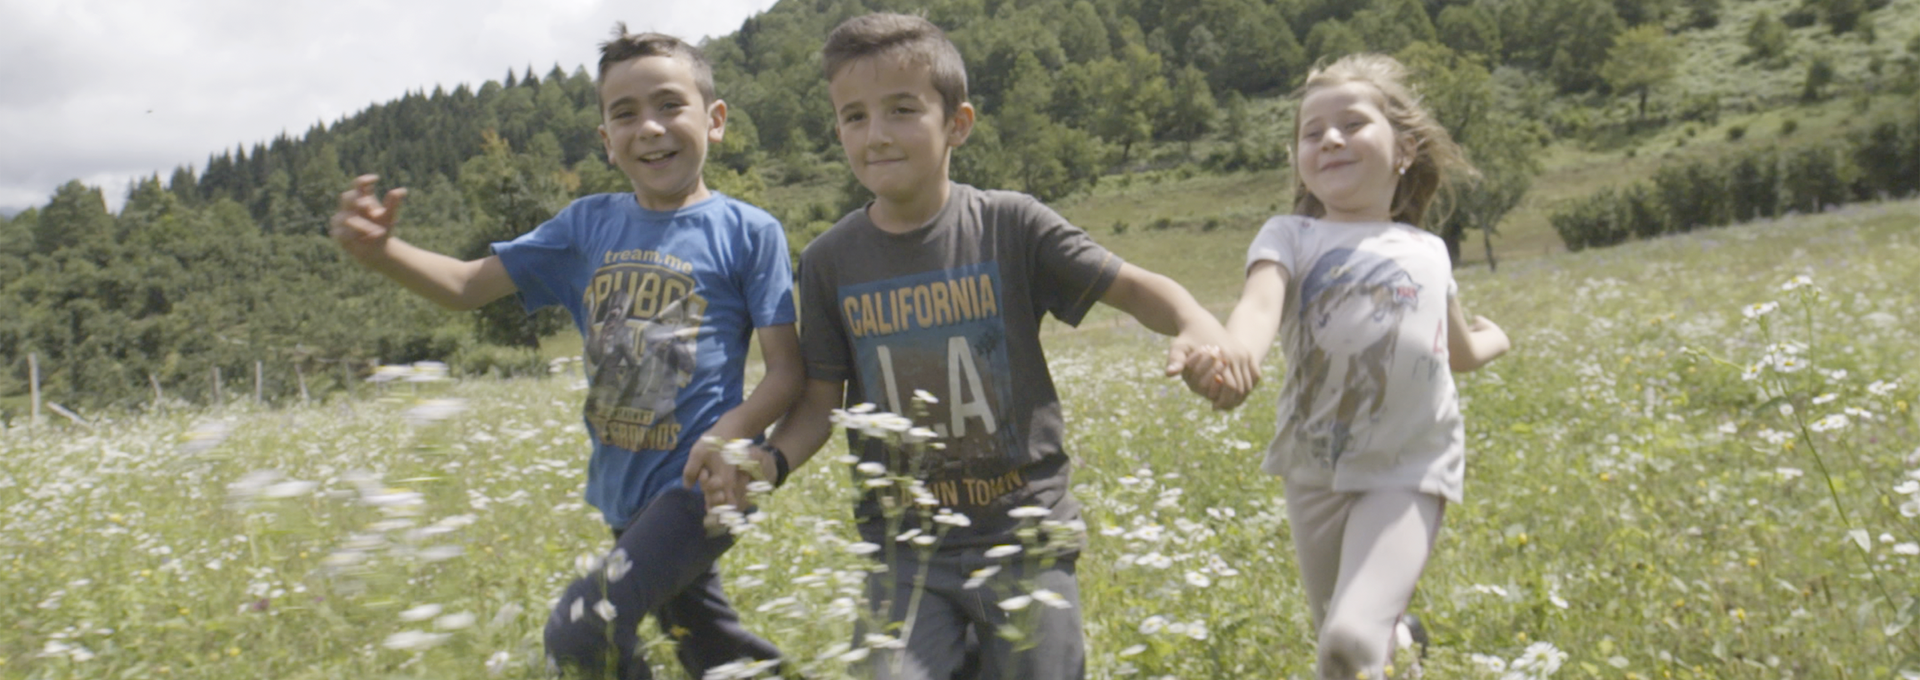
top-left (867, 181), bottom-right (951, 234)
top-left (634, 183), bottom-right (712, 212)
top-left (1319, 204), bottom-right (1393, 224)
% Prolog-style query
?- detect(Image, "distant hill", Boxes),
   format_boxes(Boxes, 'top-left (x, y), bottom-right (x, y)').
top-left (4, 0), bottom-right (1913, 413)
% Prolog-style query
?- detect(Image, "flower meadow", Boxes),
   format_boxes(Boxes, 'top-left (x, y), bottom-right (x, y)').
top-left (3, 201), bottom-right (1918, 679)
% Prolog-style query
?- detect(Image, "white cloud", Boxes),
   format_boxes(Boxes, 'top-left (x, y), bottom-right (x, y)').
top-left (0, 0), bottom-right (780, 213)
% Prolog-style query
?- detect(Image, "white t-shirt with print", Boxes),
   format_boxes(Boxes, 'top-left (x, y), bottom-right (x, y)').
top-left (1247, 215), bottom-right (1464, 502)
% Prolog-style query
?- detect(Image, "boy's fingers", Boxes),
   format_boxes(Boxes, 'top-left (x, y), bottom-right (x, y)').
top-left (380, 188), bottom-right (409, 223)
top-left (1165, 344), bottom-right (1190, 376)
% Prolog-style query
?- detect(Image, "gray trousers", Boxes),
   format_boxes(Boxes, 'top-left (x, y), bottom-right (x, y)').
top-left (1285, 481), bottom-right (1445, 680)
top-left (544, 486), bottom-right (782, 680)
top-left (860, 549), bottom-right (1084, 680)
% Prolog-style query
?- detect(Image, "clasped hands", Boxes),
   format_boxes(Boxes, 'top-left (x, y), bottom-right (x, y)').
top-left (1165, 337), bottom-right (1260, 410)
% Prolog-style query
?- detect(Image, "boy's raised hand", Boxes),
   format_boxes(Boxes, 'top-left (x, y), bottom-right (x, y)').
top-left (329, 174), bottom-right (409, 262)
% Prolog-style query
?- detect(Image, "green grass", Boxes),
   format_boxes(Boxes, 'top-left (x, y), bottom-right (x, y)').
top-left (6, 199), bottom-right (1918, 679)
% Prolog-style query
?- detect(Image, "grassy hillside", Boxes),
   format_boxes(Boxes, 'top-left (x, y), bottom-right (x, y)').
top-left (5, 199), bottom-right (1916, 678)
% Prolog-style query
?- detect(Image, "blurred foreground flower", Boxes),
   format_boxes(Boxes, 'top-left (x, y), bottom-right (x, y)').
top-left (369, 361), bottom-right (450, 383)
top-left (179, 420), bottom-right (233, 454)
top-left (404, 398), bottom-right (468, 426)
top-left (383, 630), bottom-right (450, 651)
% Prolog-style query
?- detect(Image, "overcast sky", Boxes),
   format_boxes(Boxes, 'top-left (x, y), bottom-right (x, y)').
top-left (0, 0), bottom-right (783, 216)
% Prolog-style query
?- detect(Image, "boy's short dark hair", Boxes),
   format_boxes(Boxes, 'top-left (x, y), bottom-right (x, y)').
top-left (597, 23), bottom-right (717, 107)
top-left (821, 13), bottom-right (969, 118)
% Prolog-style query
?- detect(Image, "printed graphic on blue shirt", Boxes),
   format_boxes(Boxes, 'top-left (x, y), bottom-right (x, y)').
top-left (1290, 247), bottom-right (1442, 466)
top-left (582, 249), bottom-right (709, 453)
top-left (838, 261), bottom-right (1025, 507)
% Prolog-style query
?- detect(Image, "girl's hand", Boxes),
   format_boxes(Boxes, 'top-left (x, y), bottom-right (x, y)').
top-left (1170, 344), bottom-right (1260, 410)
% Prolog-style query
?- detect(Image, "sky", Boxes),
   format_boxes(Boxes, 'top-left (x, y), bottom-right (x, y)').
top-left (0, 0), bottom-right (783, 216)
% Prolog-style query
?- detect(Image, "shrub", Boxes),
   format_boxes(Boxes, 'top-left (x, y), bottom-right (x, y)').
top-left (1727, 125), bottom-right (1747, 141)
top-left (1782, 144), bottom-right (1855, 213)
top-left (1622, 183), bottom-right (1667, 239)
top-left (1655, 162), bottom-right (1730, 233)
top-left (1781, 118), bottom-right (1800, 136)
top-left (1112, 220), bottom-right (1130, 235)
top-left (1851, 120), bottom-right (1906, 200)
top-left (452, 344), bottom-right (546, 379)
top-left (1550, 187), bottom-right (1630, 251)
top-left (1729, 150), bottom-right (1782, 222)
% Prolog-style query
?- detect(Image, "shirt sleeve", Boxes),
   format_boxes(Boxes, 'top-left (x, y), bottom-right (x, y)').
top-left (1024, 196), bottom-right (1123, 327)
top-left (491, 201), bottom-right (581, 313)
top-left (1247, 215), bottom-right (1301, 275)
top-left (796, 245), bottom-right (852, 383)
top-left (737, 210), bottom-right (797, 329)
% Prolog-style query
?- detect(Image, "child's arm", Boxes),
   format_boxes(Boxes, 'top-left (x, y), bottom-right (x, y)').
top-left (685, 377), bottom-right (843, 510)
top-left (329, 174), bottom-right (516, 310)
top-left (1100, 263), bottom-right (1260, 405)
top-left (1183, 260), bottom-right (1290, 409)
top-left (681, 324), bottom-right (804, 501)
top-left (1446, 298), bottom-right (1510, 372)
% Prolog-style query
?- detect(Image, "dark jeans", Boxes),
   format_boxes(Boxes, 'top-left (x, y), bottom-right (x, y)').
top-left (860, 550), bottom-right (1084, 680)
top-left (544, 486), bottom-right (781, 679)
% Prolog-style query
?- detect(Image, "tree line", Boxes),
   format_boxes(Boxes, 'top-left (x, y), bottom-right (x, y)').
top-left (1, 0), bottom-right (1895, 413)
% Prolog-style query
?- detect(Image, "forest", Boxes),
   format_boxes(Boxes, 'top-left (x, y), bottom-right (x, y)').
top-left (3, 0), bottom-right (1915, 413)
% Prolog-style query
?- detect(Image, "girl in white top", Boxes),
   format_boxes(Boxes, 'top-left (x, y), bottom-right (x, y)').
top-left (1180, 53), bottom-right (1511, 679)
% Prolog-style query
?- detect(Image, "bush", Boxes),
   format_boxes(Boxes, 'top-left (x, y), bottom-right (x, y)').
top-left (1782, 144), bottom-right (1856, 213)
top-left (1679, 96), bottom-right (1720, 124)
top-left (1727, 125), bottom-right (1747, 141)
top-left (1622, 183), bottom-right (1667, 239)
top-left (1550, 187), bottom-right (1630, 251)
top-left (1801, 58), bottom-right (1836, 102)
top-left (1729, 150), bottom-right (1782, 222)
top-left (452, 344), bottom-right (546, 379)
top-left (1149, 217), bottom-right (1175, 231)
top-left (1781, 118), bottom-right (1800, 136)
top-left (1851, 120), bottom-right (1906, 199)
top-left (1112, 220), bottom-right (1130, 235)
top-left (1655, 162), bottom-right (1730, 233)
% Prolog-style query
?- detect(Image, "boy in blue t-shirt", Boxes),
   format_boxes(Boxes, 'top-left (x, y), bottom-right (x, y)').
top-left (328, 25), bottom-right (800, 680)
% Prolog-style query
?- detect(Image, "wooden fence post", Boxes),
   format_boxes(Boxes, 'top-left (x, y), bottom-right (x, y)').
top-left (28, 353), bottom-right (40, 429)
top-left (295, 363), bottom-right (310, 403)
top-left (149, 373), bottom-right (164, 407)
top-left (212, 366), bottom-right (223, 405)
top-left (254, 360), bottom-right (264, 404)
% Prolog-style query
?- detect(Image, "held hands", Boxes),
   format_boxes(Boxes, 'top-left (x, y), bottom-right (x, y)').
top-left (682, 436), bottom-right (776, 513)
top-left (328, 174), bottom-right (408, 262)
top-left (1166, 337), bottom-right (1260, 410)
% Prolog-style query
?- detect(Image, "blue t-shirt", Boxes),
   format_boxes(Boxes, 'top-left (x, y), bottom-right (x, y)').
top-left (493, 192), bottom-right (795, 528)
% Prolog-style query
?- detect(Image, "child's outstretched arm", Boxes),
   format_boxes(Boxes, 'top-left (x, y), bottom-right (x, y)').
top-left (1446, 297), bottom-right (1510, 372)
top-left (682, 324), bottom-right (805, 507)
top-left (1184, 260), bottom-right (1290, 409)
top-left (329, 174), bottom-right (516, 310)
top-left (1099, 263), bottom-right (1259, 406)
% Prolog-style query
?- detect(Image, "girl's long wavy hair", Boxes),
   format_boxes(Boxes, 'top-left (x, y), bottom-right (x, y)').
top-left (1289, 53), bottom-right (1479, 230)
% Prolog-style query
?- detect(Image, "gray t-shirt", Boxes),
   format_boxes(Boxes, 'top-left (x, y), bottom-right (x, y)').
top-left (799, 182), bottom-right (1123, 550)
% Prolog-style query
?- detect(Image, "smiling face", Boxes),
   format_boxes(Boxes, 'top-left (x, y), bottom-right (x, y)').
top-left (598, 54), bottom-right (725, 211)
top-left (1294, 81), bottom-right (1411, 224)
top-left (828, 54), bottom-right (973, 230)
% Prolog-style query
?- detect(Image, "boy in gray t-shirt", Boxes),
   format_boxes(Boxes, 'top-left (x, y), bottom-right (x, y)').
top-left (685, 13), bottom-right (1255, 680)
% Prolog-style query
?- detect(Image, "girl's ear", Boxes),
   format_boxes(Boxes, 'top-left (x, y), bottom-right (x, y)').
top-left (1396, 133), bottom-right (1419, 173)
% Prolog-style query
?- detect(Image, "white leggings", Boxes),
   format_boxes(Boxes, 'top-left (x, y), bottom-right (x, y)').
top-left (1285, 481), bottom-right (1446, 680)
